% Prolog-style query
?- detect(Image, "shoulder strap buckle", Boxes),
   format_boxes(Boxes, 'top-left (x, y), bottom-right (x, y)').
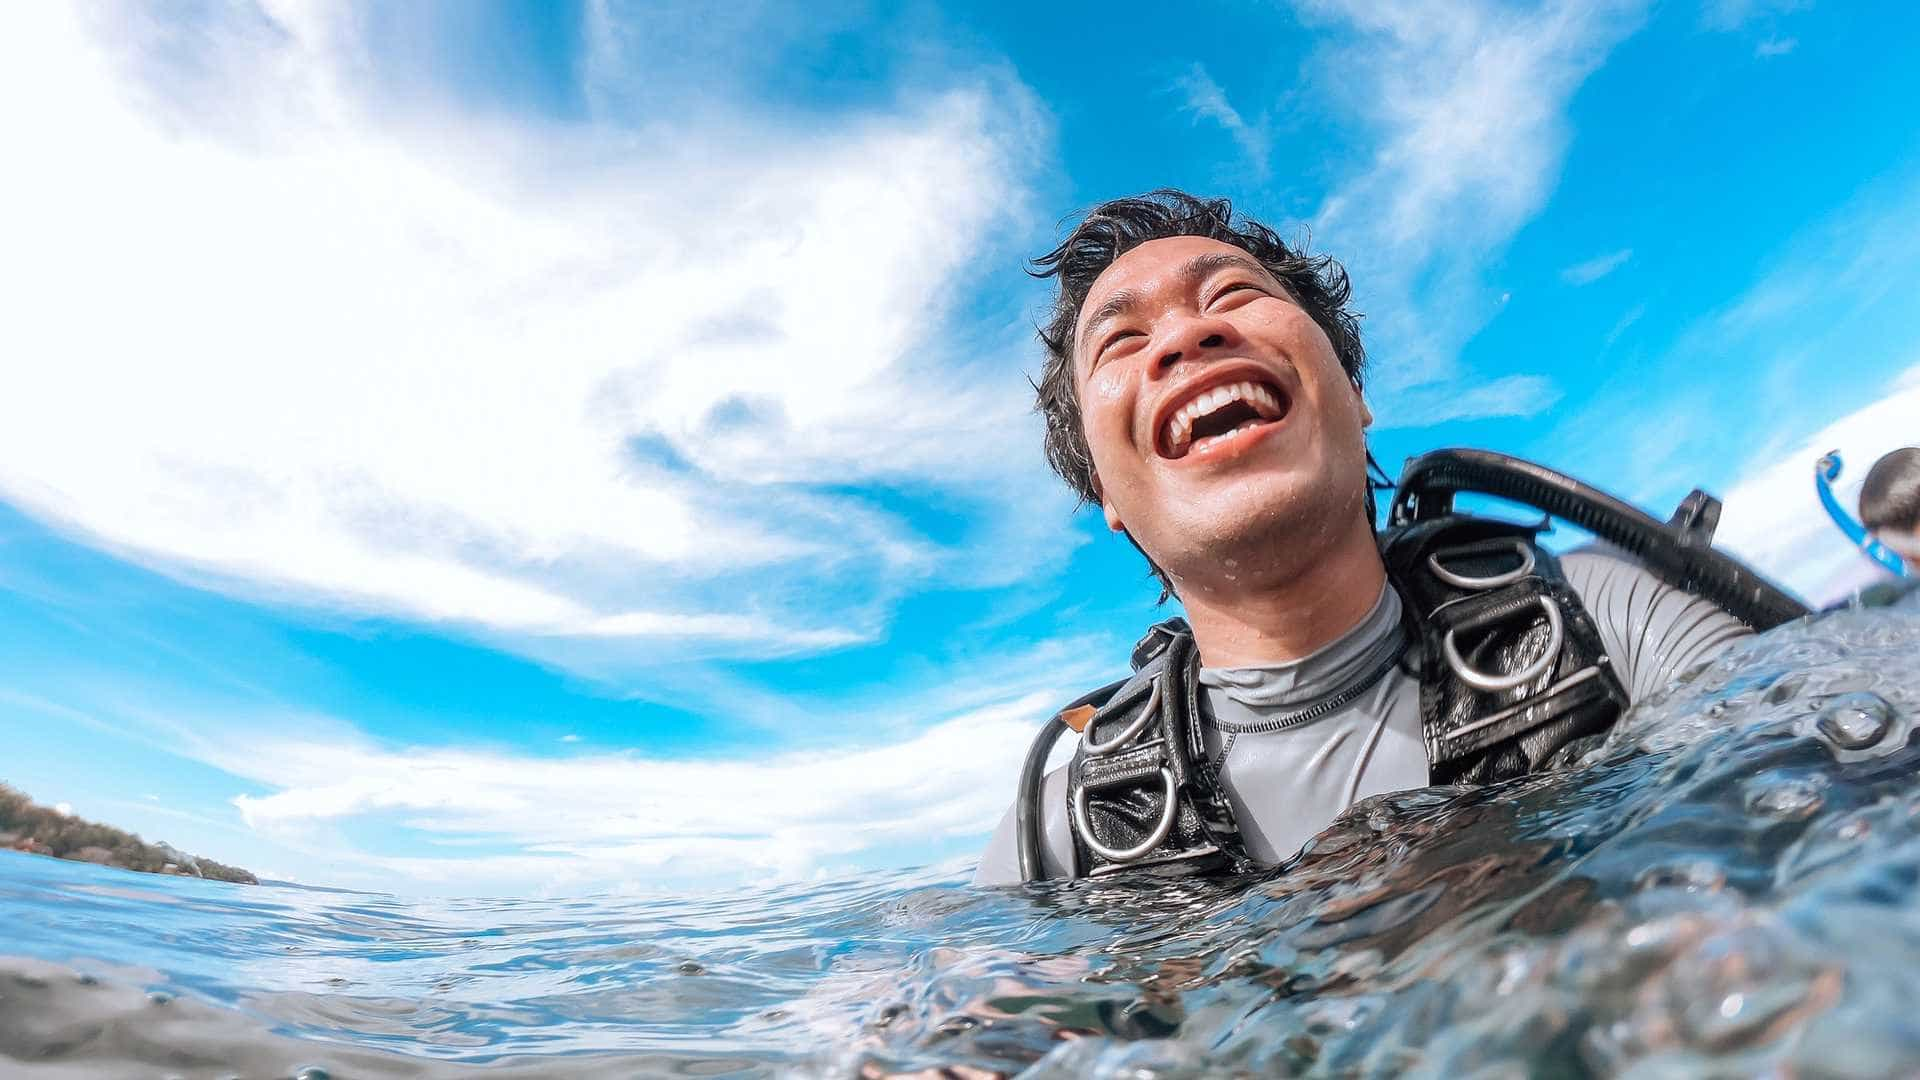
top-left (1130, 617), bottom-right (1192, 670)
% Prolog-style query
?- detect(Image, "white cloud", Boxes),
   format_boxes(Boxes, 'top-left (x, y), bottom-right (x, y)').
top-left (1171, 64), bottom-right (1270, 179)
top-left (1755, 36), bottom-right (1799, 57)
top-left (1561, 248), bottom-right (1634, 285)
top-left (1296, 0), bottom-right (1647, 415)
top-left (214, 689), bottom-right (1063, 893)
top-left (1715, 365), bottom-right (1920, 606)
top-left (0, 4), bottom-right (1062, 664)
top-left (0, 627), bottom-right (1121, 895)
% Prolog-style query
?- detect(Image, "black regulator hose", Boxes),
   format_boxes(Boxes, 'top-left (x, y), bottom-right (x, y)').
top-left (1017, 676), bottom-right (1125, 882)
top-left (1390, 448), bottom-right (1810, 631)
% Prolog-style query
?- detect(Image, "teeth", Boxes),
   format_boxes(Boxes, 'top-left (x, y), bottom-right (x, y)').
top-left (1162, 380), bottom-right (1284, 457)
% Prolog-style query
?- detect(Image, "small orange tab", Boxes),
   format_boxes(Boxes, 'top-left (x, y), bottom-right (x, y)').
top-left (1059, 704), bottom-right (1096, 733)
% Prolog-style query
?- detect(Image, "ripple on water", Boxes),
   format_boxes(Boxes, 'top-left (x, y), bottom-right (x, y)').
top-left (1, 599), bottom-right (1919, 1077)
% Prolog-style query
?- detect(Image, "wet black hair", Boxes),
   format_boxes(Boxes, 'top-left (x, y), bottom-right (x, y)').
top-left (1861, 447), bottom-right (1920, 534)
top-left (1027, 189), bottom-right (1370, 598)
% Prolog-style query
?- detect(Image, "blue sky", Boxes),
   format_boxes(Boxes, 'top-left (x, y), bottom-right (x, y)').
top-left (3, 0), bottom-right (1919, 896)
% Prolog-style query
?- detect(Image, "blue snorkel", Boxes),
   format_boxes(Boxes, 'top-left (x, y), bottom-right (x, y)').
top-left (1815, 450), bottom-right (1911, 578)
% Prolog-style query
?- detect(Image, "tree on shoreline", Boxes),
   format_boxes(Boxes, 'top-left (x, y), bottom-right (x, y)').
top-left (0, 783), bottom-right (256, 885)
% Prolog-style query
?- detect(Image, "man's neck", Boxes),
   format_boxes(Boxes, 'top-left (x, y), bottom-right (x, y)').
top-left (1175, 525), bottom-right (1390, 669)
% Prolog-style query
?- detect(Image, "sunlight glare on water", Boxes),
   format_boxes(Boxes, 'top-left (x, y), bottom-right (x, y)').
top-left (3, 589), bottom-right (1919, 1077)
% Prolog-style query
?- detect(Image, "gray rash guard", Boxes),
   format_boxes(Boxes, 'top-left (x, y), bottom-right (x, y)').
top-left (973, 547), bottom-right (1752, 885)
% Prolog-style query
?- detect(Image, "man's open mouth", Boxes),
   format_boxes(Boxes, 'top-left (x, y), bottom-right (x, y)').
top-left (1159, 378), bottom-right (1290, 460)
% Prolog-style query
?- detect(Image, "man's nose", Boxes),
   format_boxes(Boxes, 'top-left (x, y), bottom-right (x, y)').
top-left (1154, 316), bottom-right (1235, 375)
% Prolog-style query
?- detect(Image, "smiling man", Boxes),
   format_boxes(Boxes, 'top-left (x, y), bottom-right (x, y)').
top-left (973, 191), bottom-right (1793, 885)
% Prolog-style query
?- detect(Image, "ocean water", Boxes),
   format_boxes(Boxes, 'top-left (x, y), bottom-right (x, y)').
top-left (4, 591), bottom-right (1920, 1078)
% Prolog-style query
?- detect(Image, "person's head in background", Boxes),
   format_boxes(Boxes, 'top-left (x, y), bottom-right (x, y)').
top-left (1860, 447), bottom-right (1920, 570)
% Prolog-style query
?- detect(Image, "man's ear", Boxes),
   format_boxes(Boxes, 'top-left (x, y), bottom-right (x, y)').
top-left (1091, 472), bottom-right (1127, 533)
top-left (1353, 378), bottom-right (1373, 429)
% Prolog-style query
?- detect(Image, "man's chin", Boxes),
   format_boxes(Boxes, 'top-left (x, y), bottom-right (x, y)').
top-left (1161, 484), bottom-right (1367, 565)
top-left (1169, 466), bottom-right (1317, 520)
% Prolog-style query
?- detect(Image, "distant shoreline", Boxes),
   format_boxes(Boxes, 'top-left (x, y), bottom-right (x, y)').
top-left (0, 783), bottom-right (256, 885)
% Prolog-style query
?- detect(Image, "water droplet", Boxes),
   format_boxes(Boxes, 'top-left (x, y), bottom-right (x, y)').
top-left (292, 1067), bottom-right (331, 1080)
top-left (676, 960), bottom-right (705, 975)
top-left (932, 1013), bottom-right (981, 1037)
top-left (146, 990), bottom-right (174, 1006)
top-left (1491, 944), bottom-right (1538, 996)
top-left (1744, 774), bottom-right (1826, 820)
top-left (1762, 672), bottom-right (1807, 706)
top-left (1816, 692), bottom-right (1895, 751)
top-left (1635, 861), bottom-right (1727, 894)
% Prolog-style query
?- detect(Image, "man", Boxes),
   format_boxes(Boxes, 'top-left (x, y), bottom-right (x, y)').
top-left (1862, 448), bottom-right (1920, 573)
top-left (974, 191), bottom-right (1768, 886)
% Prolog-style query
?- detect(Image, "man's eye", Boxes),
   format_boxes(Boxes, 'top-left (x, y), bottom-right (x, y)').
top-left (1208, 283), bottom-right (1263, 307)
top-left (1099, 331), bottom-right (1145, 359)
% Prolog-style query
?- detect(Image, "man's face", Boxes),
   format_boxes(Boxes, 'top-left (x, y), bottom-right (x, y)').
top-left (1073, 236), bottom-right (1374, 592)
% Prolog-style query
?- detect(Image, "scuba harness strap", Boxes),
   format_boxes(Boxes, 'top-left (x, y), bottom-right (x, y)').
top-left (1063, 621), bottom-right (1242, 878)
top-left (1382, 515), bottom-right (1626, 784)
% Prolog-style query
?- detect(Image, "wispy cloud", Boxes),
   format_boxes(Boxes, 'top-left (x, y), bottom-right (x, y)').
top-left (1755, 36), bottom-right (1799, 57)
top-left (1170, 63), bottom-right (1270, 180)
top-left (1701, 0), bottom-right (1811, 32)
top-left (1295, 0), bottom-right (1648, 419)
top-left (1561, 248), bottom-right (1634, 285)
top-left (1375, 375), bottom-right (1564, 429)
top-left (0, 609), bottom-right (1121, 895)
top-left (227, 691), bottom-right (1050, 890)
top-left (1602, 302), bottom-right (1649, 349)
top-left (138, 671), bottom-right (1097, 896)
top-left (0, 5), bottom-right (1060, 666)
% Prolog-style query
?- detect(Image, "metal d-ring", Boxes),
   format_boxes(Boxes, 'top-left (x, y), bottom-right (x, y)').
top-left (1441, 594), bottom-right (1564, 693)
top-left (1082, 677), bottom-right (1162, 755)
top-left (1073, 766), bottom-right (1178, 863)
top-left (1427, 538), bottom-right (1536, 591)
